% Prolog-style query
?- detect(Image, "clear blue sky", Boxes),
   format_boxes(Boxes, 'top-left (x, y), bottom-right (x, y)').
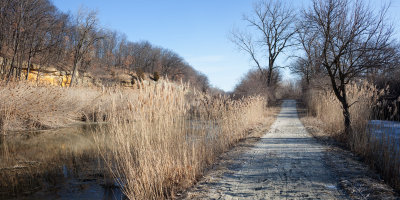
top-left (52, 0), bottom-right (399, 92)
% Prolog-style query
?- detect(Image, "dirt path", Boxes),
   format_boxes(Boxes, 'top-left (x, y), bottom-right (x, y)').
top-left (183, 100), bottom-right (345, 199)
top-left (182, 100), bottom-right (398, 199)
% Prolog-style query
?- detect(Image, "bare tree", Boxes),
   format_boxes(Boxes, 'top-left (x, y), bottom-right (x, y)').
top-left (231, 0), bottom-right (297, 86)
top-left (194, 72), bottom-right (210, 93)
top-left (131, 41), bottom-right (161, 74)
top-left (23, 0), bottom-right (66, 80)
top-left (160, 49), bottom-right (183, 77)
top-left (0, 0), bottom-right (12, 58)
top-left (0, 1), bottom-right (8, 76)
top-left (304, 0), bottom-right (394, 135)
top-left (290, 58), bottom-right (312, 85)
top-left (69, 8), bottom-right (101, 86)
top-left (291, 20), bottom-right (324, 85)
top-left (5, 0), bottom-right (24, 83)
top-left (233, 68), bottom-right (280, 99)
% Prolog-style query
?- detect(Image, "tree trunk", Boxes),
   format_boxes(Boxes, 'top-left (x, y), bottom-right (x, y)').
top-left (1, 58), bottom-right (7, 79)
top-left (70, 60), bottom-right (79, 87)
top-left (341, 100), bottom-right (351, 136)
top-left (6, 55), bottom-right (17, 84)
top-left (339, 85), bottom-right (352, 137)
top-left (17, 53), bottom-right (23, 79)
top-left (267, 60), bottom-right (273, 86)
top-left (26, 55), bottom-right (32, 80)
top-left (305, 71), bottom-right (310, 85)
top-left (7, 28), bottom-right (20, 84)
top-left (36, 65), bottom-right (41, 84)
top-left (6, 64), bottom-right (14, 83)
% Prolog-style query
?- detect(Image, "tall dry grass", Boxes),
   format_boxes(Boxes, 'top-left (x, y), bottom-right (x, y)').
top-left (305, 82), bottom-right (379, 138)
top-left (0, 80), bottom-right (271, 198)
top-left (0, 81), bottom-right (157, 196)
top-left (96, 81), bottom-right (269, 199)
top-left (0, 80), bottom-right (137, 131)
top-left (0, 81), bottom-right (120, 196)
top-left (305, 81), bottom-right (400, 189)
top-left (0, 81), bottom-right (103, 131)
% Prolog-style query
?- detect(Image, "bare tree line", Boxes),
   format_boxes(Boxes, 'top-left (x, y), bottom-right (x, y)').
top-left (0, 0), bottom-right (66, 82)
top-left (0, 0), bottom-right (209, 90)
top-left (232, 0), bottom-right (400, 135)
top-left (296, 0), bottom-right (399, 135)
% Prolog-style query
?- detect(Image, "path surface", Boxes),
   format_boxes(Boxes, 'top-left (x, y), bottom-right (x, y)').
top-left (184, 100), bottom-right (347, 199)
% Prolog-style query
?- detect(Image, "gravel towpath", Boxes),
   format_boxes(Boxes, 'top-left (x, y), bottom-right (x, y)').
top-left (183, 100), bottom-right (348, 199)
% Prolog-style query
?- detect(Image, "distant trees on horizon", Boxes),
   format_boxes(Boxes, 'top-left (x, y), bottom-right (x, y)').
top-left (0, 0), bottom-right (210, 91)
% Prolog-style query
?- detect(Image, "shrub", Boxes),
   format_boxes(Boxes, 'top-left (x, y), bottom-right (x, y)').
top-left (153, 71), bottom-right (160, 81)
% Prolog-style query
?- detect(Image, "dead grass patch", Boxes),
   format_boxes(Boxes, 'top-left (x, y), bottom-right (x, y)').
top-left (301, 81), bottom-right (400, 191)
top-left (0, 80), bottom-right (275, 199)
top-left (95, 82), bottom-right (274, 199)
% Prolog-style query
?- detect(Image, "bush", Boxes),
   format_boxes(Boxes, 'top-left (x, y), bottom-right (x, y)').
top-left (153, 71), bottom-right (160, 81)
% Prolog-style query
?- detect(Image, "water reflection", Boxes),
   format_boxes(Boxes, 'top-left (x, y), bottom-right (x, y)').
top-left (1, 120), bottom-right (221, 199)
top-left (0, 123), bottom-right (125, 200)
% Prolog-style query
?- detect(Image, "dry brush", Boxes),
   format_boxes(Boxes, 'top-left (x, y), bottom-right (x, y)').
top-left (0, 80), bottom-right (272, 199)
top-left (304, 81), bottom-right (400, 189)
top-left (96, 81), bottom-right (269, 199)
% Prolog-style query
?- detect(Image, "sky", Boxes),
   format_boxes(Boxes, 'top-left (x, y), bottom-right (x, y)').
top-left (52, 0), bottom-right (399, 92)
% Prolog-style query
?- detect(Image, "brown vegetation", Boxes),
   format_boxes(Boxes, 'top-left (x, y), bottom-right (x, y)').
top-left (0, 80), bottom-right (273, 199)
top-left (233, 69), bottom-right (278, 100)
top-left (96, 82), bottom-right (271, 199)
top-left (0, 81), bottom-right (98, 131)
top-left (298, 0), bottom-right (395, 135)
top-left (292, 0), bottom-right (400, 190)
top-left (302, 81), bottom-right (400, 190)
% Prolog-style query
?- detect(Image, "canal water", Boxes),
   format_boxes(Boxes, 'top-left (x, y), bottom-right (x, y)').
top-left (0, 124), bottom-right (125, 200)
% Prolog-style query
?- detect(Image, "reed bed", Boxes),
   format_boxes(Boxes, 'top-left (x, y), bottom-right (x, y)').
top-left (0, 81), bottom-right (103, 131)
top-left (96, 81), bottom-right (269, 199)
top-left (304, 81), bottom-right (400, 190)
top-left (0, 80), bottom-right (271, 199)
top-left (0, 80), bottom-right (139, 131)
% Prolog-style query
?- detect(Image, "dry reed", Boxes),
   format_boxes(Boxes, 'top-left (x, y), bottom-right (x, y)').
top-left (304, 81), bottom-right (400, 190)
top-left (0, 80), bottom-right (271, 199)
top-left (96, 81), bottom-right (269, 199)
top-left (0, 81), bottom-right (103, 131)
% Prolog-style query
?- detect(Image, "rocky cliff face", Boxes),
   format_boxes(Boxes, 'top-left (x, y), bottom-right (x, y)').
top-left (23, 66), bottom-right (100, 87)
top-left (24, 66), bottom-right (71, 86)
top-left (1, 57), bottom-right (156, 87)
